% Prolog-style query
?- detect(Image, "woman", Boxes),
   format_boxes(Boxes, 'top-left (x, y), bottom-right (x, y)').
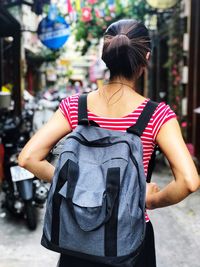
top-left (18, 19), bottom-right (200, 267)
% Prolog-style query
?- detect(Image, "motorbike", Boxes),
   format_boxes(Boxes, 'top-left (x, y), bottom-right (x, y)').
top-left (32, 88), bottom-right (62, 132)
top-left (0, 105), bottom-right (48, 230)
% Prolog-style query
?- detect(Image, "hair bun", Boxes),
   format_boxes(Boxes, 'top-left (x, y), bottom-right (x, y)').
top-left (102, 19), bottom-right (151, 80)
top-left (109, 34), bottom-right (130, 51)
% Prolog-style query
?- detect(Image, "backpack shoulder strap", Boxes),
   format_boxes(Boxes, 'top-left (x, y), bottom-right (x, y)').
top-left (127, 100), bottom-right (159, 136)
top-left (78, 94), bottom-right (89, 125)
top-left (127, 100), bottom-right (159, 183)
top-left (146, 145), bottom-right (159, 183)
top-left (78, 94), bottom-right (100, 127)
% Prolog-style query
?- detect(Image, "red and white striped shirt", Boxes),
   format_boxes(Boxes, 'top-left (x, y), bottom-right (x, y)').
top-left (59, 93), bottom-right (176, 221)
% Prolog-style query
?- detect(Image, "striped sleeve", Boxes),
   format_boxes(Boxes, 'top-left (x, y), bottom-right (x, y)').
top-left (59, 96), bottom-right (72, 129)
top-left (152, 102), bottom-right (177, 141)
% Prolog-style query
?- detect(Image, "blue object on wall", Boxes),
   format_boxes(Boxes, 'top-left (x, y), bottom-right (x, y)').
top-left (37, 13), bottom-right (70, 50)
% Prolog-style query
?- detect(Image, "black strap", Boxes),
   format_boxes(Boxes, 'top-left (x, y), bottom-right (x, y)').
top-left (66, 160), bottom-right (79, 200)
top-left (78, 94), bottom-right (100, 127)
top-left (78, 94), bottom-right (89, 125)
top-left (105, 168), bottom-right (120, 257)
top-left (51, 160), bottom-right (70, 245)
top-left (127, 100), bottom-right (159, 183)
top-left (127, 100), bottom-right (159, 137)
top-left (146, 146), bottom-right (158, 183)
top-left (66, 165), bottom-right (120, 232)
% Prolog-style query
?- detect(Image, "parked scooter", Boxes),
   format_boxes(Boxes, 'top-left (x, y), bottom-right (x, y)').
top-left (32, 88), bottom-right (66, 132)
top-left (0, 105), bottom-right (48, 230)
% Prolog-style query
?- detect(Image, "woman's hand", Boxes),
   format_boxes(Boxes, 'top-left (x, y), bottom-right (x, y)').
top-left (148, 118), bottom-right (200, 209)
top-left (146, 182), bottom-right (160, 209)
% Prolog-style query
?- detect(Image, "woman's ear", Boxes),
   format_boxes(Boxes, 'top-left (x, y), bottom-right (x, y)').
top-left (146, 52), bottom-right (151, 60)
top-left (138, 67), bottom-right (145, 78)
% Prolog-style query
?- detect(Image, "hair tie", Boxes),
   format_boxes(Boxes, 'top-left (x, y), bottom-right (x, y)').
top-left (118, 33), bottom-right (129, 40)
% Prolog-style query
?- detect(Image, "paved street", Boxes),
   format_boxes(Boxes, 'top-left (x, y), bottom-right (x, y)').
top-left (0, 164), bottom-right (199, 267)
top-left (0, 195), bottom-right (59, 267)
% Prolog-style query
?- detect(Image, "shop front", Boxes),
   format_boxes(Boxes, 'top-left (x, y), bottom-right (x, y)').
top-left (187, 0), bottom-right (200, 161)
top-left (0, 6), bottom-right (21, 115)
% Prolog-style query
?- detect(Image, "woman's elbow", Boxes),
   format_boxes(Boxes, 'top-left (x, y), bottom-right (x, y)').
top-left (186, 176), bottom-right (200, 193)
top-left (18, 151), bottom-right (32, 169)
top-left (189, 180), bottom-right (200, 193)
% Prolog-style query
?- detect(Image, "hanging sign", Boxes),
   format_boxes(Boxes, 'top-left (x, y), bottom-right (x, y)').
top-left (146, 0), bottom-right (178, 10)
top-left (37, 5), bottom-right (70, 50)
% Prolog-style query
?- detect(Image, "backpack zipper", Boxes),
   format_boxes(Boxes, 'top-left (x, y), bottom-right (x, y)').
top-left (66, 136), bottom-right (140, 177)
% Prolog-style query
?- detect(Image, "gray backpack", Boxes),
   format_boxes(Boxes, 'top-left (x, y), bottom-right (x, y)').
top-left (41, 94), bottom-right (158, 266)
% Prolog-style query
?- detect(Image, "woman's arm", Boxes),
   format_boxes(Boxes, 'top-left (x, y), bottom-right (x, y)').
top-left (18, 110), bottom-right (71, 182)
top-left (146, 118), bottom-right (200, 209)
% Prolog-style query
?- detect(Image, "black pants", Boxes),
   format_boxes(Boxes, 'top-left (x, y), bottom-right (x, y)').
top-left (58, 221), bottom-right (156, 267)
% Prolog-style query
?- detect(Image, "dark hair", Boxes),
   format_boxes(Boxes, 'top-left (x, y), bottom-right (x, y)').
top-left (101, 19), bottom-right (151, 80)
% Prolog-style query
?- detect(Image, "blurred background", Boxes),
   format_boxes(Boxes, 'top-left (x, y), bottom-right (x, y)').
top-left (0, 1), bottom-right (199, 267)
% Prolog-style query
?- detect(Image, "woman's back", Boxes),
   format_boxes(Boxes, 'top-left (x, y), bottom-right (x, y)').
top-left (18, 18), bottom-right (200, 267)
top-left (87, 87), bottom-right (146, 118)
top-left (60, 91), bottom-right (176, 178)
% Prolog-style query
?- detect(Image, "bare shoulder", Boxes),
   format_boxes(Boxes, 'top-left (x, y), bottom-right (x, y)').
top-left (156, 118), bottom-right (183, 152)
top-left (87, 90), bottom-right (102, 113)
top-left (87, 90), bottom-right (99, 102)
top-left (156, 118), bottom-right (194, 171)
top-left (156, 118), bottom-right (181, 142)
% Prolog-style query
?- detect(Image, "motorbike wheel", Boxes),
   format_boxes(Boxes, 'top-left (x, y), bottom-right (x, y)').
top-left (25, 200), bottom-right (37, 230)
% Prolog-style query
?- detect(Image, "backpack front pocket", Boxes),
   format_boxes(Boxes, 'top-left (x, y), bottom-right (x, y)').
top-left (59, 183), bottom-right (104, 208)
top-left (58, 160), bottom-right (120, 232)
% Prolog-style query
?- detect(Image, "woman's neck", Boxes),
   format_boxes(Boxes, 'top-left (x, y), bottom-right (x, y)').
top-left (106, 78), bottom-right (136, 91)
top-left (98, 78), bottom-right (136, 106)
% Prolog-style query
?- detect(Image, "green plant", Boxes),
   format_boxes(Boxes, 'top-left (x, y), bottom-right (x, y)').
top-left (164, 3), bottom-right (187, 138)
top-left (73, 0), bottom-right (149, 54)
